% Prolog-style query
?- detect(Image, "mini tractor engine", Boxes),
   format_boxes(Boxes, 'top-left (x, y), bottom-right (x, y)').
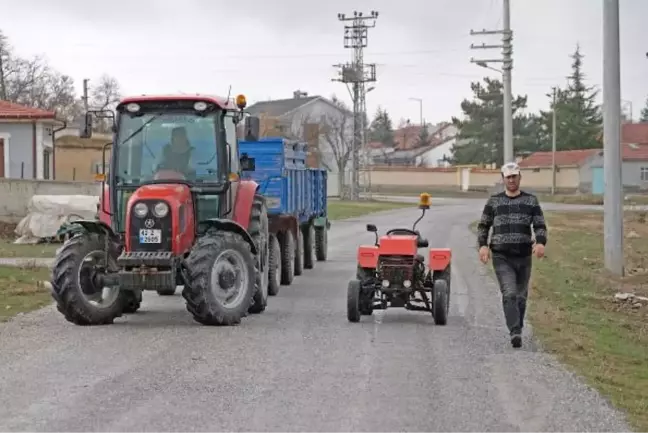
top-left (50, 93), bottom-right (270, 326)
top-left (347, 193), bottom-right (452, 325)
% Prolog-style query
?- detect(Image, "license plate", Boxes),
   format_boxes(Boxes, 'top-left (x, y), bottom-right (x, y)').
top-left (139, 229), bottom-right (161, 244)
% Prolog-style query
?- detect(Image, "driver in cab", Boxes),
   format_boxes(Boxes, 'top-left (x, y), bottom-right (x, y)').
top-left (156, 126), bottom-right (196, 180)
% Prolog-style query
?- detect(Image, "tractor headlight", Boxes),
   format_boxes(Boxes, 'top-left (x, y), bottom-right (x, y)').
top-left (153, 201), bottom-right (169, 218)
top-left (133, 202), bottom-right (148, 218)
top-left (403, 280), bottom-right (412, 288)
top-left (381, 279), bottom-right (390, 288)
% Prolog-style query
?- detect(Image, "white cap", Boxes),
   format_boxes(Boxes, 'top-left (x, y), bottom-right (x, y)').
top-left (501, 162), bottom-right (520, 177)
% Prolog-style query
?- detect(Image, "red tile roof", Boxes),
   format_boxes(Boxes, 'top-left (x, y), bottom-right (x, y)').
top-left (518, 149), bottom-right (601, 168)
top-left (622, 123), bottom-right (648, 144)
top-left (622, 142), bottom-right (648, 160)
top-left (0, 101), bottom-right (56, 120)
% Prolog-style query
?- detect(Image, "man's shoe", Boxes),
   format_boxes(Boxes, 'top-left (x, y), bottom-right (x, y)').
top-left (510, 333), bottom-right (522, 348)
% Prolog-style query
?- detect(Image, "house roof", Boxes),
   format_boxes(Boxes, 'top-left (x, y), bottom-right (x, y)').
top-left (621, 123), bottom-right (648, 145)
top-left (246, 96), bottom-right (320, 117)
top-left (518, 149), bottom-right (600, 168)
top-left (0, 101), bottom-right (56, 120)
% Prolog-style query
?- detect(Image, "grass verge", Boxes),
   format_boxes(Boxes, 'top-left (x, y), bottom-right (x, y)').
top-left (0, 239), bottom-right (60, 258)
top-left (538, 194), bottom-right (648, 206)
top-left (0, 266), bottom-right (52, 322)
top-left (328, 200), bottom-right (413, 220)
top-left (471, 211), bottom-right (648, 431)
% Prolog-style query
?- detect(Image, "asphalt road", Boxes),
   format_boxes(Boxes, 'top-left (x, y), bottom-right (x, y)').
top-left (0, 199), bottom-right (631, 432)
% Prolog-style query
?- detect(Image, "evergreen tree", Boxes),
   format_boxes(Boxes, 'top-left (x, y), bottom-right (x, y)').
top-left (640, 96), bottom-right (648, 123)
top-left (450, 77), bottom-right (535, 165)
top-left (415, 124), bottom-right (431, 147)
top-left (368, 106), bottom-right (395, 146)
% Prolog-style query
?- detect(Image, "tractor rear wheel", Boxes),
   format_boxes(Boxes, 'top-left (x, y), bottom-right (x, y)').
top-left (432, 279), bottom-right (449, 326)
top-left (267, 234), bottom-right (281, 296)
top-left (315, 226), bottom-right (328, 261)
top-left (50, 233), bottom-right (127, 325)
top-left (248, 194), bottom-right (269, 314)
top-left (156, 287), bottom-right (176, 296)
top-left (347, 280), bottom-right (361, 323)
top-left (182, 230), bottom-right (256, 326)
top-left (303, 223), bottom-right (316, 270)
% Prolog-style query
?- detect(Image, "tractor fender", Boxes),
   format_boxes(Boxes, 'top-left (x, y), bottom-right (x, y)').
top-left (232, 179), bottom-right (259, 230)
top-left (201, 218), bottom-right (258, 255)
top-left (357, 245), bottom-right (379, 269)
top-left (428, 248), bottom-right (452, 271)
top-left (67, 220), bottom-right (120, 241)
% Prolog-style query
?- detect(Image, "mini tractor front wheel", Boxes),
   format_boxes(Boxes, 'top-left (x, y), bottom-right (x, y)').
top-left (122, 290), bottom-right (142, 314)
top-left (347, 280), bottom-right (361, 323)
top-left (50, 232), bottom-right (128, 325)
top-left (182, 230), bottom-right (256, 326)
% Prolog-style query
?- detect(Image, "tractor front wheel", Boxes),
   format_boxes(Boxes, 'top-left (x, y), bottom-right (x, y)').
top-left (347, 280), bottom-right (361, 323)
top-left (50, 233), bottom-right (127, 325)
top-left (182, 230), bottom-right (256, 326)
top-left (248, 194), bottom-right (269, 315)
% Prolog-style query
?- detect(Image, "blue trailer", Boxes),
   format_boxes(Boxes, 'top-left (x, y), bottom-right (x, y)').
top-left (238, 136), bottom-right (330, 295)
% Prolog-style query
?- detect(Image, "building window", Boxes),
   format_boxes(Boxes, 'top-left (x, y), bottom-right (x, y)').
top-left (641, 166), bottom-right (648, 182)
top-left (43, 149), bottom-right (51, 180)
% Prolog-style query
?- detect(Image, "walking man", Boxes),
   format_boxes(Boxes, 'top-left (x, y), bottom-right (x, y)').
top-left (476, 162), bottom-right (547, 348)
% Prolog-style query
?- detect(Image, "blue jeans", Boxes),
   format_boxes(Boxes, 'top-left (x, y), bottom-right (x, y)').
top-left (492, 252), bottom-right (532, 336)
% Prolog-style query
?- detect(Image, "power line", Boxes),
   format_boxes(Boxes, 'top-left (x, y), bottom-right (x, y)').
top-left (332, 10), bottom-right (378, 201)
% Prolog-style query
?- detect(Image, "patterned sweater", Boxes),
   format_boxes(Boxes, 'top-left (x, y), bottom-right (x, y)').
top-left (477, 191), bottom-right (548, 257)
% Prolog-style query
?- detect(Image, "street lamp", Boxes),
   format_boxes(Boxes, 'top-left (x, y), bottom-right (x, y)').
top-left (476, 61), bottom-right (502, 74)
top-left (408, 97), bottom-right (423, 126)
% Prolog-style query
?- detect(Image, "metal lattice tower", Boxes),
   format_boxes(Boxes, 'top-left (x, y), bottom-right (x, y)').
top-left (333, 10), bottom-right (378, 201)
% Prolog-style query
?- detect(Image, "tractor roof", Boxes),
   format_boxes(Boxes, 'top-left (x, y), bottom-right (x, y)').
top-left (119, 94), bottom-right (232, 109)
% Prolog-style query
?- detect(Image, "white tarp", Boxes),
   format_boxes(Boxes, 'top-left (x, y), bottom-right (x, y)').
top-left (14, 195), bottom-right (99, 244)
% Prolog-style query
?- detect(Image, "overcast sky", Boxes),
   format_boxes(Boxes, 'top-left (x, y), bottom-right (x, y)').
top-left (1, 0), bottom-right (647, 126)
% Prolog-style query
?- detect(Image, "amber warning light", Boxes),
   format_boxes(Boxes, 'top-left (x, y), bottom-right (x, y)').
top-left (235, 94), bottom-right (247, 109)
top-left (418, 192), bottom-right (431, 209)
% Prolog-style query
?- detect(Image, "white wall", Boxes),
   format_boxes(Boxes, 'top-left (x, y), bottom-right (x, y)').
top-left (417, 138), bottom-right (456, 168)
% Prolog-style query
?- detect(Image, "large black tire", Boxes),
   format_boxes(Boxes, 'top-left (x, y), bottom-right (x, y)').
top-left (294, 227), bottom-right (303, 276)
top-left (432, 279), bottom-right (449, 326)
top-left (248, 195), bottom-right (269, 314)
top-left (268, 234), bottom-right (281, 296)
top-left (302, 223), bottom-right (316, 270)
top-left (433, 264), bottom-right (452, 308)
top-left (182, 231), bottom-right (256, 326)
top-left (347, 280), bottom-right (361, 323)
top-left (280, 229), bottom-right (295, 285)
top-left (356, 266), bottom-right (375, 316)
top-left (156, 287), bottom-right (176, 296)
top-left (123, 290), bottom-right (142, 314)
top-left (50, 233), bottom-right (127, 325)
top-left (315, 226), bottom-right (328, 261)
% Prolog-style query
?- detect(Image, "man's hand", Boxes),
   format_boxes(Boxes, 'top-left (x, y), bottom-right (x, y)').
top-left (479, 246), bottom-right (490, 264)
top-left (533, 243), bottom-right (545, 258)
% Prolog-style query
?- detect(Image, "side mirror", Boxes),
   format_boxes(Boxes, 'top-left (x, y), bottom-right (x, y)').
top-left (80, 112), bottom-right (93, 139)
top-left (366, 224), bottom-right (377, 232)
top-left (244, 116), bottom-right (260, 142)
top-left (240, 153), bottom-right (256, 172)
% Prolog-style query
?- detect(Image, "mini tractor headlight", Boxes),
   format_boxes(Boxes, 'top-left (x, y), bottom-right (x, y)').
top-left (403, 280), bottom-right (412, 288)
top-left (153, 201), bottom-right (169, 218)
top-left (133, 202), bottom-right (148, 218)
top-left (381, 279), bottom-right (390, 288)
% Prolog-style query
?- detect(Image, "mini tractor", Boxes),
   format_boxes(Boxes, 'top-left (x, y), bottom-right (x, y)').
top-left (51, 93), bottom-right (270, 326)
top-left (347, 193), bottom-right (452, 325)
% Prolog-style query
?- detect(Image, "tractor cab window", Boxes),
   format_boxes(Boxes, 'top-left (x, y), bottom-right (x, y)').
top-left (115, 110), bottom-right (225, 185)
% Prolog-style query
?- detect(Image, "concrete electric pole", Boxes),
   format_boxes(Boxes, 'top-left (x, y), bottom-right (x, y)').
top-left (551, 87), bottom-right (557, 195)
top-left (333, 10), bottom-right (378, 201)
top-left (82, 78), bottom-right (90, 111)
top-left (470, 0), bottom-right (514, 165)
top-left (602, 0), bottom-right (624, 276)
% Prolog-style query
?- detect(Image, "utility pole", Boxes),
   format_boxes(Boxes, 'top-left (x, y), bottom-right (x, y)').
top-left (409, 97), bottom-right (423, 126)
top-left (82, 78), bottom-right (90, 111)
top-left (551, 87), bottom-right (557, 195)
top-left (470, 0), bottom-right (514, 165)
top-left (602, 0), bottom-right (624, 276)
top-left (333, 10), bottom-right (378, 201)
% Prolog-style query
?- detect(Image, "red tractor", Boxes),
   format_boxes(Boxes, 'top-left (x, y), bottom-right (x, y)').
top-left (50, 93), bottom-right (270, 326)
top-left (347, 193), bottom-right (452, 325)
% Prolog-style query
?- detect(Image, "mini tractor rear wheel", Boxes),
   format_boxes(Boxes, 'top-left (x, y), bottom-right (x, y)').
top-left (347, 280), bottom-right (361, 323)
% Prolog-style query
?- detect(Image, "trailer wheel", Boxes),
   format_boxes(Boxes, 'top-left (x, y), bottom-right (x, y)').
top-left (280, 229), bottom-right (295, 285)
top-left (315, 226), bottom-right (328, 261)
top-left (294, 227), bottom-right (303, 276)
top-left (268, 234), bottom-right (281, 296)
top-left (303, 223), bottom-right (316, 270)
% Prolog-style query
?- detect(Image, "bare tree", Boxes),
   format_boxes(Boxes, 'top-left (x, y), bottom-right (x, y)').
top-left (90, 74), bottom-right (122, 132)
top-left (319, 95), bottom-right (353, 197)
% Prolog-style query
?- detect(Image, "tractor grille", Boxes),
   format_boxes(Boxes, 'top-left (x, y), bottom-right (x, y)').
top-left (378, 255), bottom-right (415, 285)
top-left (129, 200), bottom-right (173, 252)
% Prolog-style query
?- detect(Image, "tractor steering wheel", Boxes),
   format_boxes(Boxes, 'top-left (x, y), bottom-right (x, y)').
top-left (386, 228), bottom-right (419, 236)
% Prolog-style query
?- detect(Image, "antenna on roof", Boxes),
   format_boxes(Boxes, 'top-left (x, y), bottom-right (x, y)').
top-left (226, 85), bottom-right (232, 105)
